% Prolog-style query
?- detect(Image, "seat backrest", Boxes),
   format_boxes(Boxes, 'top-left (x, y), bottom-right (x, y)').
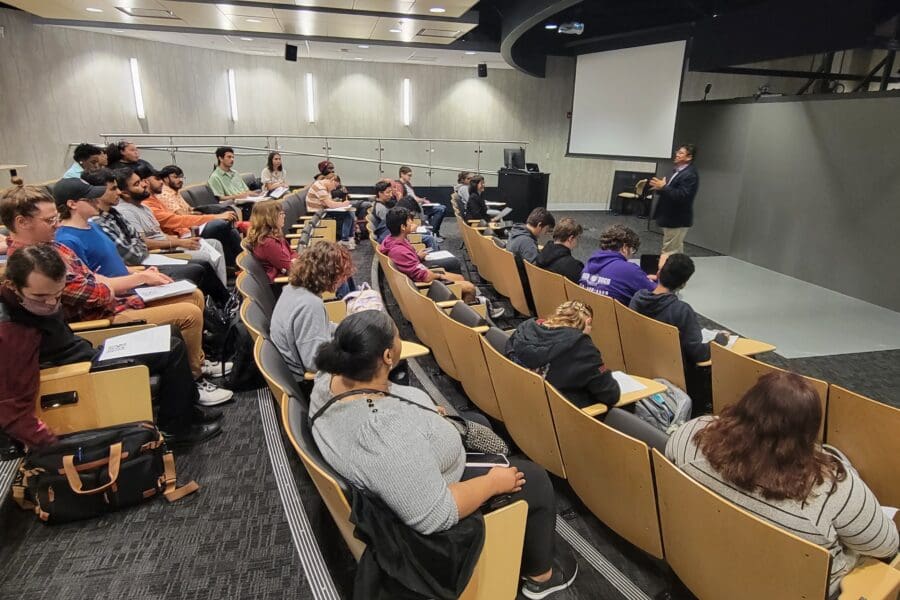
top-left (603, 407), bottom-right (668, 453)
top-left (425, 280), bottom-right (456, 303)
top-left (235, 271), bottom-right (277, 317)
top-left (282, 394), bottom-right (367, 561)
top-left (635, 178), bottom-right (648, 195)
top-left (546, 382), bottom-right (663, 558)
top-left (710, 343), bottom-right (827, 439)
top-left (480, 240), bottom-right (531, 316)
top-left (448, 301), bottom-right (486, 328)
top-left (436, 307), bottom-right (503, 420)
top-left (826, 385), bottom-right (900, 507)
top-left (255, 337), bottom-right (304, 406)
top-left (614, 300), bottom-right (686, 390)
top-left (563, 279), bottom-right (626, 371)
top-left (651, 449), bottom-right (830, 600)
top-left (523, 261), bottom-right (568, 319)
top-left (240, 297), bottom-right (270, 341)
top-left (480, 337), bottom-right (565, 477)
top-left (483, 326), bottom-right (510, 353)
top-left (241, 172), bottom-right (260, 191)
top-left (401, 280), bottom-right (459, 380)
top-left (182, 184), bottom-right (217, 207)
top-left (281, 192), bottom-right (304, 236)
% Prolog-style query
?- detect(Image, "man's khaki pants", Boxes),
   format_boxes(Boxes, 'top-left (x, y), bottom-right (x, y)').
top-left (661, 227), bottom-right (689, 255)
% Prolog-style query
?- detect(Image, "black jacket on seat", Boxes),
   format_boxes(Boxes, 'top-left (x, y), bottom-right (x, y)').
top-left (535, 242), bottom-right (584, 283)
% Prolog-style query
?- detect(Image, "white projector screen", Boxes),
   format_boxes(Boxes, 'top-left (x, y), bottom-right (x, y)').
top-left (568, 40), bottom-right (687, 159)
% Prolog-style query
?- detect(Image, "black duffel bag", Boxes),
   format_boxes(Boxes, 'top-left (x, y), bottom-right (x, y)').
top-left (12, 421), bottom-right (198, 524)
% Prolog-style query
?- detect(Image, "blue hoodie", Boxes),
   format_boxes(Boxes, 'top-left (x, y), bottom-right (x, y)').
top-left (579, 250), bottom-right (656, 304)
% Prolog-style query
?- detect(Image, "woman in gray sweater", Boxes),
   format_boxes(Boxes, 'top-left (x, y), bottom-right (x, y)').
top-left (310, 311), bottom-right (577, 599)
top-left (667, 371), bottom-right (898, 597)
top-left (270, 241), bottom-right (354, 380)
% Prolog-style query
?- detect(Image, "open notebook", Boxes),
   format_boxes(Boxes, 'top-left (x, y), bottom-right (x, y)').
top-left (701, 328), bottom-right (738, 349)
top-left (134, 280), bottom-right (197, 303)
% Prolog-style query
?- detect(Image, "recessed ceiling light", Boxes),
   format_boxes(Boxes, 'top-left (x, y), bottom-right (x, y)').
top-left (465, 51), bottom-right (477, 55)
top-left (429, 7), bottom-right (446, 13)
top-left (389, 28), bottom-right (402, 33)
top-left (358, 44), bottom-right (369, 49)
top-left (240, 37), bottom-right (254, 41)
top-left (86, 7), bottom-right (103, 13)
top-left (246, 18), bottom-right (262, 23)
top-left (545, 23), bottom-right (558, 30)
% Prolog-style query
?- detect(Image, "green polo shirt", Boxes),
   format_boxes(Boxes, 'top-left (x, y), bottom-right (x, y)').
top-left (207, 167), bottom-right (249, 197)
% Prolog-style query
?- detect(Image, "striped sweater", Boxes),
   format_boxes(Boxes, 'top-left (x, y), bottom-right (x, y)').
top-left (666, 416), bottom-right (899, 596)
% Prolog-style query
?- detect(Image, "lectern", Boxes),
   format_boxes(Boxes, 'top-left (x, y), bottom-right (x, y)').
top-left (497, 170), bottom-right (549, 222)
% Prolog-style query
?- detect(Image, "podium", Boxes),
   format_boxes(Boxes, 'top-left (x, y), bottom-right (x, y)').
top-left (497, 170), bottom-right (549, 222)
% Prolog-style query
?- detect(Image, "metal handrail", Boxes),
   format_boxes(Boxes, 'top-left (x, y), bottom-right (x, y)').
top-left (99, 133), bottom-right (529, 145)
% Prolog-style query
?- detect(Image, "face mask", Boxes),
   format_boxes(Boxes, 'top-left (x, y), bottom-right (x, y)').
top-left (18, 294), bottom-right (61, 316)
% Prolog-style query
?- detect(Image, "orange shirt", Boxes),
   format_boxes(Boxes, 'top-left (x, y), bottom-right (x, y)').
top-left (145, 188), bottom-right (218, 236)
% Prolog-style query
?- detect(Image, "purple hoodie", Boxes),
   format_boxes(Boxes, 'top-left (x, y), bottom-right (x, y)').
top-left (579, 250), bottom-right (656, 304)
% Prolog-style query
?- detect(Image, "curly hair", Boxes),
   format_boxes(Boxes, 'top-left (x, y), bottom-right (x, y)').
top-left (599, 224), bottom-right (641, 252)
top-left (245, 200), bottom-right (284, 249)
top-left (693, 371), bottom-right (845, 501)
top-left (542, 300), bottom-right (593, 331)
top-left (288, 241), bottom-right (355, 295)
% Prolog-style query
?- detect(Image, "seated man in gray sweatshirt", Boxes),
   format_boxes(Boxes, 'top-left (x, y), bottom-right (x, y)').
top-left (506, 207), bottom-right (555, 264)
top-left (628, 253), bottom-right (728, 365)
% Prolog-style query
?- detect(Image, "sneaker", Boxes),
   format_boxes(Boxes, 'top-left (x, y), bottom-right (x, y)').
top-left (521, 551), bottom-right (578, 599)
top-left (163, 422), bottom-right (223, 447)
top-left (478, 295), bottom-right (506, 320)
top-left (202, 359), bottom-right (233, 377)
top-left (433, 235), bottom-right (445, 243)
top-left (196, 378), bottom-right (234, 406)
top-left (339, 239), bottom-right (357, 250)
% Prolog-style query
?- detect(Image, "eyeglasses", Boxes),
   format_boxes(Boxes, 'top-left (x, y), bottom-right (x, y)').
top-left (39, 214), bottom-right (60, 226)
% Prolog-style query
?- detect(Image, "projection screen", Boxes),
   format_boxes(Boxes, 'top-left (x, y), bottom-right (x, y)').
top-left (568, 40), bottom-right (687, 159)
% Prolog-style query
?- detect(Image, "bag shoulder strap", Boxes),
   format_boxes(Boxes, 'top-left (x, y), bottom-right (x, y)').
top-left (161, 452), bottom-right (200, 502)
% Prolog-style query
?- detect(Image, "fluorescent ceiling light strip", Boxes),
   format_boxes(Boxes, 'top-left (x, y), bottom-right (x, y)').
top-left (227, 68), bottom-right (238, 122)
top-left (129, 58), bottom-right (145, 119)
top-left (402, 78), bottom-right (411, 126)
top-left (306, 72), bottom-right (315, 123)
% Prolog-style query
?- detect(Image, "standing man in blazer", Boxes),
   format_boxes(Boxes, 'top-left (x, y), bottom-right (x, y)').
top-left (649, 144), bottom-right (699, 254)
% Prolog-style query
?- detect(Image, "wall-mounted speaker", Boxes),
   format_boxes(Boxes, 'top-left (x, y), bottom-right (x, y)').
top-left (477, 63), bottom-right (488, 78)
top-left (285, 44), bottom-right (298, 62)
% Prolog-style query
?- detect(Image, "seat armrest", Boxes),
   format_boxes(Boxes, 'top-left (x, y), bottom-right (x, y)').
top-left (274, 276), bottom-right (289, 284)
top-left (285, 233), bottom-right (302, 239)
top-left (838, 557), bottom-right (900, 600)
top-left (435, 300), bottom-right (459, 309)
top-left (582, 403), bottom-right (610, 418)
top-left (40, 362), bottom-right (92, 382)
top-left (472, 325), bottom-right (490, 334)
top-left (69, 319), bottom-right (112, 332)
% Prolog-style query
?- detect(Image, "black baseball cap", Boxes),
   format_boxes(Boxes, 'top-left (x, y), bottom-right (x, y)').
top-left (52, 178), bottom-right (108, 208)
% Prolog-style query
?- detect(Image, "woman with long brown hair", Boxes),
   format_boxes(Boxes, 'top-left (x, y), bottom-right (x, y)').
top-left (246, 200), bottom-right (294, 283)
top-left (270, 241), bottom-right (355, 380)
top-left (666, 371), bottom-right (898, 597)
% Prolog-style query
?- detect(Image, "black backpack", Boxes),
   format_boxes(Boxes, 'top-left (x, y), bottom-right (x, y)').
top-left (222, 317), bottom-right (264, 392)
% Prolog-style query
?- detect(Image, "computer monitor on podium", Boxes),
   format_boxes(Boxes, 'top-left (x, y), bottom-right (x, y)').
top-left (503, 147), bottom-right (526, 171)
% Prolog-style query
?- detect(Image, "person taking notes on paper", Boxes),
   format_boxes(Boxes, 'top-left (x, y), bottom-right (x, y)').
top-left (0, 245), bottom-right (224, 449)
top-left (629, 253), bottom-right (728, 365)
top-left (306, 173), bottom-right (356, 249)
top-left (1, 186), bottom-right (232, 403)
top-left (506, 300), bottom-right (620, 409)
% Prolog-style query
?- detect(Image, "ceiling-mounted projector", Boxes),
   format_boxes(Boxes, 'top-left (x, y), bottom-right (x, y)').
top-left (558, 22), bottom-right (585, 35)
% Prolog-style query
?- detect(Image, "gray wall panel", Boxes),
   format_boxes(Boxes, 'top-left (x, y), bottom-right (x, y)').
top-left (675, 95), bottom-right (900, 311)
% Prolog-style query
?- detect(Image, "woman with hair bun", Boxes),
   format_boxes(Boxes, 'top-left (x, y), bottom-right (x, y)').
top-left (667, 371), bottom-right (898, 597)
top-left (309, 310), bottom-right (577, 599)
top-left (506, 300), bottom-right (620, 409)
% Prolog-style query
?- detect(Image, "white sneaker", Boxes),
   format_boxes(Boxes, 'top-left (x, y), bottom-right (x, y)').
top-left (202, 359), bottom-right (233, 377)
top-left (196, 378), bottom-right (234, 406)
top-left (339, 239), bottom-right (357, 250)
top-left (477, 295), bottom-right (506, 320)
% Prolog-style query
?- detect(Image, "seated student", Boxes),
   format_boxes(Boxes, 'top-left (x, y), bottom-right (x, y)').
top-left (454, 171), bottom-right (473, 212)
top-left (463, 175), bottom-right (491, 223)
top-left (246, 200), bottom-right (295, 283)
top-left (380, 207), bottom-right (501, 318)
top-left (397, 165), bottom-right (445, 241)
top-left (260, 151), bottom-right (287, 191)
top-left (0, 245), bottom-right (223, 448)
top-left (667, 372), bottom-right (899, 598)
top-left (271, 241), bottom-right (353, 380)
top-left (507, 208), bottom-right (556, 264)
top-left (118, 166), bottom-right (230, 281)
top-left (146, 165), bottom-right (243, 260)
top-left (629, 253), bottom-right (728, 365)
top-left (580, 224), bottom-right (655, 304)
top-left (536, 218), bottom-right (585, 283)
top-left (62, 143), bottom-right (104, 179)
top-left (207, 146), bottom-right (251, 203)
top-left (371, 180), bottom-right (397, 243)
top-left (0, 185), bottom-right (231, 404)
top-left (506, 300), bottom-right (619, 409)
top-left (106, 140), bottom-right (154, 172)
top-left (76, 171), bottom-right (231, 309)
top-left (310, 310), bottom-right (577, 598)
top-left (306, 173), bottom-right (355, 249)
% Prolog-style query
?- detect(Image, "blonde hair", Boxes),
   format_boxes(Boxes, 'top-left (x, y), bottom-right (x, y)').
top-left (543, 300), bottom-right (593, 331)
top-left (245, 199), bottom-right (283, 249)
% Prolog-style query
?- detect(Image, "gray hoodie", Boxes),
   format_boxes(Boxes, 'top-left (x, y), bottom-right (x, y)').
top-left (505, 224), bottom-right (539, 264)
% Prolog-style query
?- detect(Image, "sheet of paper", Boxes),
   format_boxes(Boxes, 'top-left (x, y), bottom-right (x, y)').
top-left (349, 193), bottom-right (375, 200)
top-left (702, 328), bottom-right (739, 348)
top-left (270, 187), bottom-right (288, 199)
top-left (142, 254), bottom-right (188, 266)
top-left (415, 225), bottom-right (431, 233)
top-left (325, 206), bottom-right (353, 212)
top-left (611, 371), bottom-right (647, 395)
top-left (97, 325), bottom-right (171, 361)
top-left (235, 195), bottom-right (266, 205)
top-left (199, 238), bottom-right (222, 263)
top-left (134, 280), bottom-right (197, 303)
top-left (422, 202), bottom-right (441, 207)
top-left (424, 250), bottom-right (455, 260)
top-left (485, 201), bottom-right (505, 207)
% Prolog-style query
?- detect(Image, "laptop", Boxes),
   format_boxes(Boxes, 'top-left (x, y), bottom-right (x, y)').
top-left (640, 253), bottom-right (661, 275)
